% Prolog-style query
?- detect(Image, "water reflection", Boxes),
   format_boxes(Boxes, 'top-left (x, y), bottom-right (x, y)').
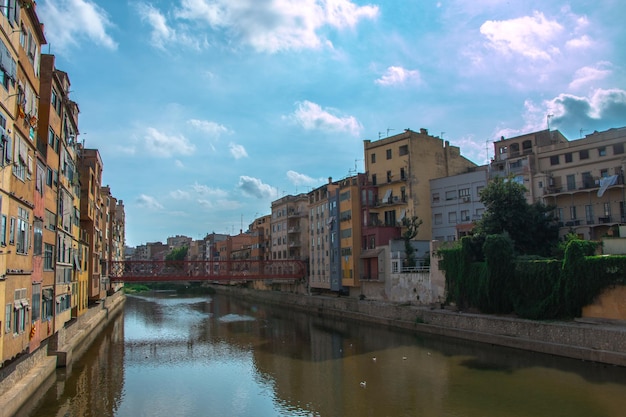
top-left (24, 291), bottom-right (626, 417)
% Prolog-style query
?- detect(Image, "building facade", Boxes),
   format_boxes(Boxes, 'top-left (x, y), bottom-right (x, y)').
top-left (430, 168), bottom-right (488, 242)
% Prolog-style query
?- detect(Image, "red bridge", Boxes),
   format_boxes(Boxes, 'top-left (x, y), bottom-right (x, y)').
top-left (109, 260), bottom-right (307, 283)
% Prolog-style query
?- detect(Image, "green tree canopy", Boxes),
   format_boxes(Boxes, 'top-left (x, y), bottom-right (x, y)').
top-left (165, 246), bottom-right (188, 261)
top-left (475, 176), bottom-right (558, 256)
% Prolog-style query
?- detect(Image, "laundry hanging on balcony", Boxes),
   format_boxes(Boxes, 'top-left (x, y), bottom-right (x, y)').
top-left (597, 175), bottom-right (618, 197)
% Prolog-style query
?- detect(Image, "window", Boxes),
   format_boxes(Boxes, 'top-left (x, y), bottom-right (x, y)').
top-left (370, 153), bottom-right (376, 163)
top-left (42, 288), bottom-right (53, 320)
top-left (384, 210), bottom-right (396, 226)
top-left (614, 143), bottom-right (624, 155)
top-left (476, 185), bottom-right (484, 197)
top-left (600, 168), bottom-right (609, 178)
top-left (566, 174), bottom-right (576, 191)
top-left (32, 283), bottom-right (41, 321)
top-left (33, 219), bottom-right (42, 255)
top-left (598, 147), bottom-right (606, 157)
top-left (9, 216), bottom-right (14, 245)
top-left (434, 213), bottom-right (442, 224)
top-left (459, 188), bottom-right (470, 198)
top-left (51, 90), bottom-right (59, 114)
top-left (550, 155), bottom-right (559, 165)
top-left (340, 229), bottom-right (352, 239)
top-left (570, 206), bottom-right (577, 220)
top-left (432, 192), bottom-right (440, 203)
top-left (460, 210), bottom-right (470, 221)
top-left (4, 303), bottom-right (10, 333)
top-left (448, 212), bottom-right (457, 223)
top-left (399, 144), bottom-right (408, 156)
top-left (16, 207), bottom-right (29, 254)
top-left (564, 153), bottom-right (573, 163)
top-left (585, 205), bottom-right (594, 223)
top-left (371, 174), bottom-right (377, 185)
top-left (0, 214), bottom-right (5, 245)
top-left (44, 243), bottom-right (54, 270)
top-left (386, 170), bottom-right (392, 183)
top-left (579, 149), bottom-right (589, 160)
top-left (400, 167), bottom-right (406, 180)
top-left (12, 137), bottom-right (27, 181)
top-left (386, 149), bottom-right (392, 159)
top-left (445, 190), bottom-right (456, 200)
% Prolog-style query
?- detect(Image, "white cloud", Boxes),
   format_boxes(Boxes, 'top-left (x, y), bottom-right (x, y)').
top-left (136, 194), bottom-right (164, 210)
top-left (237, 176), bottom-right (278, 199)
top-left (375, 66), bottom-right (422, 86)
top-left (191, 183), bottom-right (229, 198)
top-left (175, 160), bottom-right (185, 168)
top-left (569, 62), bottom-right (612, 90)
top-left (565, 35), bottom-right (592, 49)
top-left (229, 143), bottom-right (248, 159)
top-left (137, 3), bottom-right (207, 50)
top-left (38, 0), bottom-right (117, 54)
top-left (286, 170), bottom-right (325, 186)
top-left (288, 100), bottom-right (362, 136)
top-left (187, 119), bottom-right (231, 137)
top-left (170, 189), bottom-right (191, 199)
top-left (173, 0), bottom-right (378, 53)
top-left (480, 11), bottom-right (563, 60)
top-left (142, 127), bottom-right (195, 157)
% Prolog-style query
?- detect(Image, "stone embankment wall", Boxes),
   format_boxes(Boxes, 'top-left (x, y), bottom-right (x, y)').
top-left (217, 287), bottom-right (626, 367)
top-left (0, 291), bottom-right (125, 417)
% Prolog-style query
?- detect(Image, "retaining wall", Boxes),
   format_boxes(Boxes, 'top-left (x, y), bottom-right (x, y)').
top-left (218, 287), bottom-right (626, 367)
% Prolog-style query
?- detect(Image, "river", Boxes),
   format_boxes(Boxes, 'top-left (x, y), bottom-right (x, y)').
top-left (19, 291), bottom-right (626, 417)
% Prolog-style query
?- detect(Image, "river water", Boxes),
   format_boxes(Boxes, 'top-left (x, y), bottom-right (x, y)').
top-left (19, 292), bottom-right (626, 417)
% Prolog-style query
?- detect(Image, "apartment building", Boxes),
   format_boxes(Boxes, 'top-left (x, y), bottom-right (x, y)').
top-left (167, 235), bottom-right (192, 250)
top-left (1, 3), bottom-right (46, 364)
top-left (430, 168), bottom-right (488, 242)
top-left (270, 194), bottom-right (309, 261)
top-left (249, 214), bottom-right (271, 261)
top-left (78, 147), bottom-right (105, 303)
top-left (337, 175), bottom-right (364, 292)
top-left (308, 178), bottom-right (339, 292)
top-left (538, 128), bottom-right (626, 239)
top-left (363, 128), bottom-right (477, 242)
top-left (489, 127), bottom-right (626, 240)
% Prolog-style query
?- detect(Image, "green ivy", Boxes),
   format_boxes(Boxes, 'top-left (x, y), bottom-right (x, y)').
top-left (439, 236), bottom-right (626, 320)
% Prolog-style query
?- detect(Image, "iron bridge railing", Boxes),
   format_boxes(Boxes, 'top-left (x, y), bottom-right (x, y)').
top-left (109, 260), bottom-right (307, 283)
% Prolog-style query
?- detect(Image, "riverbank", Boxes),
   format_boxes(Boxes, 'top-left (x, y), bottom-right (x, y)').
top-left (0, 291), bottom-right (125, 417)
top-left (215, 286), bottom-right (626, 367)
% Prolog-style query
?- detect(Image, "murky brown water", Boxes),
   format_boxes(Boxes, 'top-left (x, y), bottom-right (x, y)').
top-left (20, 292), bottom-right (626, 417)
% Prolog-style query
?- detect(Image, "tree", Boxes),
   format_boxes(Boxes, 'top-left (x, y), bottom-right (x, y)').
top-left (401, 215), bottom-right (423, 268)
top-left (166, 246), bottom-right (188, 261)
top-left (475, 176), bottom-right (558, 256)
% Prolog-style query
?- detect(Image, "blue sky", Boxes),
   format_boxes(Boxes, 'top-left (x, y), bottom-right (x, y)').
top-left (36, 0), bottom-right (626, 247)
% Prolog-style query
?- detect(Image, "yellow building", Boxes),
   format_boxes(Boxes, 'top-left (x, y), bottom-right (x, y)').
top-left (337, 175), bottom-right (364, 291)
top-left (2, 2), bottom-right (46, 363)
top-left (491, 127), bottom-right (626, 241)
top-left (363, 128), bottom-right (477, 241)
top-left (79, 147), bottom-right (105, 303)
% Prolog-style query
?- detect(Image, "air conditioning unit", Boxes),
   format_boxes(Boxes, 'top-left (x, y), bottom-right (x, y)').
top-left (462, 197), bottom-right (470, 202)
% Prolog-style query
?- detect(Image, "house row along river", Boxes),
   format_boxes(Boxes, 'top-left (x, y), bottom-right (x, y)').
top-left (17, 291), bottom-right (626, 417)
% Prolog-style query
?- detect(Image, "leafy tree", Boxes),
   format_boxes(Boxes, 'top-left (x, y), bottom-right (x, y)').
top-left (401, 215), bottom-right (423, 267)
top-left (475, 176), bottom-right (558, 256)
top-left (166, 246), bottom-right (188, 261)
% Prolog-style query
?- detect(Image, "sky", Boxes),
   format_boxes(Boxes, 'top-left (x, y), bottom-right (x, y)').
top-left (35, 0), bottom-right (626, 247)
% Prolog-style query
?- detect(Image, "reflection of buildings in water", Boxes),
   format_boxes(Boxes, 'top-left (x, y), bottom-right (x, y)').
top-left (17, 312), bottom-right (126, 417)
top-left (246, 305), bottom-right (452, 416)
